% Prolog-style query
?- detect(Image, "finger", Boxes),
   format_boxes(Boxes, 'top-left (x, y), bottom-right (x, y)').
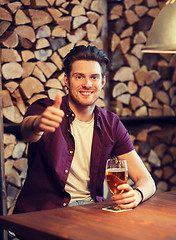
top-left (53, 93), bottom-right (62, 109)
top-left (117, 184), bottom-right (132, 191)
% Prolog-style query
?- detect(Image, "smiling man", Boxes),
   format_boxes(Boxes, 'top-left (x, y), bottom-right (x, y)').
top-left (13, 45), bottom-right (156, 215)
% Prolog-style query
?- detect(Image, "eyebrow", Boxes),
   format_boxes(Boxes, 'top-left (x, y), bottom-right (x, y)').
top-left (72, 73), bottom-right (101, 77)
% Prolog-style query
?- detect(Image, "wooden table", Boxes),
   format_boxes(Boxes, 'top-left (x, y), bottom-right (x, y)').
top-left (0, 191), bottom-right (176, 240)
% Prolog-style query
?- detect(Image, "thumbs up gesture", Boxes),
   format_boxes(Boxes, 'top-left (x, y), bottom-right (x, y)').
top-left (33, 94), bottom-right (65, 133)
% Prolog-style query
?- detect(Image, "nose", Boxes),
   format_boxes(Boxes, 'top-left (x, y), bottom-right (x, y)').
top-left (83, 77), bottom-right (92, 88)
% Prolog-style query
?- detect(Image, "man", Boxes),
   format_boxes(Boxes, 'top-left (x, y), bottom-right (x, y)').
top-left (14, 45), bottom-right (156, 214)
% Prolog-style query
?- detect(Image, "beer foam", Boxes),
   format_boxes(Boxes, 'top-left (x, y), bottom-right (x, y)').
top-left (107, 168), bottom-right (127, 172)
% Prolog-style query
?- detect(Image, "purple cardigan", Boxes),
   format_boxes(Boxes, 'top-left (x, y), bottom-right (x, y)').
top-left (14, 95), bottom-right (134, 213)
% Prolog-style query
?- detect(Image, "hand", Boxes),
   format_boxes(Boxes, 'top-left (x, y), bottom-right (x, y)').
top-left (111, 184), bottom-right (142, 209)
top-left (33, 94), bottom-right (65, 133)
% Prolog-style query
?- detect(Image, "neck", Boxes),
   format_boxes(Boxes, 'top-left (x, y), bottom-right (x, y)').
top-left (68, 98), bottom-right (95, 122)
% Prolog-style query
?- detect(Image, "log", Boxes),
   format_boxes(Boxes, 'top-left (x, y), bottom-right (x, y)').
top-left (134, 5), bottom-right (148, 17)
top-left (110, 5), bottom-right (123, 16)
top-left (148, 108), bottom-right (162, 117)
top-left (121, 107), bottom-right (132, 116)
top-left (31, 0), bottom-right (49, 7)
top-left (72, 16), bottom-right (89, 29)
top-left (2, 90), bottom-right (13, 107)
top-left (21, 50), bottom-right (35, 62)
top-left (27, 94), bottom-right (48, 105)
top-left (71, 5), bottom-right (86, 17)
top-left (32, 65), bottom-right (46, 83)
top-left (87, 11), bottom-right (99, 23)
top-left (124, 53), bottom-right (140, 72)
top-left (45, 78), bottom-right (63, 89)
top-left (111, 33), bottom-right (120, 52)
top-left (3, 134), bottom-right (16, 145)
top-left (35, 38), bottom-right (50, 49)
top-left (34, 49), bottom-right (52, 61)
top-left (67, 28), bottom-right (87, 43)
top-left (7, 1), bottom-right (22, 14)
top-left (56, 16), bottom-right (72, 32)
top-left (139, 86), bottom-right (153, 103)
top-left (20, 37), bottom-right (33, 49)
top-left (58, 43), bottom-right (74, 58)
top-left (135, 106), bottom-right (147, 116)
top-left (124, 0), bottom-right (134, 10)
top-left (134, 66), bottom-right (148, 86)
top-left (22, 62), bottom-right (36, 78)
top-left (124, 9), bottom-right (139, 25)
top-left (116, 93), bottom-right (130, 105)
top-left (15, 25), bottom-right (36, 43)
top-left (52, 25), bottom-right (66, 37)
top-left (47, 88), bottom-right (65, 100)
top-left (0, 21), bottom-right (11, 37)
top-left (36, 25), bottom-right (51, 38)
top-left (113, 66), bottom-right (134, 81)
top-left (137, 129), bottom-right (148, 142)
top-left (133, 31), bottom-right (146, 44)
top-left (4, 81), bottom-right (19, 94)
top-left (3, 105), bottom-right (23, 124)
top-left (1, 31), bottom-right (18, 48)
top-left (81, 0), bottom-right (92, 9)
top-left (156, 91), bottom-right (170, 105)
top-left (12, 89), bottom-right (26, 115)
top-left (128, 81), bottom-right (138, 94)
top-left (163, 105), bottom-right (175, 116)
top-left (112, 83), bottom-right (128, 98)
top-left (28, 9), bottom-right (52, 29)
top-left (148, 7), bottom-right (160, 18)
top-left (47, 7), bottom-right (63, 23)
top-left (130, 96), bottom-right (143, 111)
top-left (1, 49), bottom-right (22, 63)
top-left (120, 26), bottom-right (133, 38)
top-left (2, 62), bottom-right (23, 80)
top-left (86, 23), bottom-right (98, 42)
top-left (50, 52), bottom-right (63, 70)
top-left (90, 0), bottom-right (104, 15)
top-left (15, 9), bottom-right (31, 25)
top-left (37, 61), bottom-right (57, 78)
top-left (0, 7), bottom-right (12, 21)
top-left (131, 44), bottom-right (144, 60)
top-left (20, 76), bottom-right (45, 99)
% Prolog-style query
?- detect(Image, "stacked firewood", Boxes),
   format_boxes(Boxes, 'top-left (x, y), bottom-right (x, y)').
top-left (1, 0), bottom-right (176, 125)
top-left (107, 0), bottom-right (176, 117)
top-left (0, 0), bottom-right (107, 125)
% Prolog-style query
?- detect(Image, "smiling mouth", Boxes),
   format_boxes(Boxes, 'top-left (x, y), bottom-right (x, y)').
top-left (80, 91), bottom-right (93, 96)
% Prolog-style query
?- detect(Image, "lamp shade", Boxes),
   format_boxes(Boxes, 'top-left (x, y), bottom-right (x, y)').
top-left (142, 0), bottom-right (176, 53)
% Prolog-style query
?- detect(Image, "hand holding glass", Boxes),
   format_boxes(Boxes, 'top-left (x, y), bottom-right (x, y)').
top-left (105, 157), bottom-right (128, 211)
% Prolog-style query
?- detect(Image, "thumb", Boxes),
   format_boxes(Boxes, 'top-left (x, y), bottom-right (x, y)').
top-left (53, 93), bottom-right (62, 109)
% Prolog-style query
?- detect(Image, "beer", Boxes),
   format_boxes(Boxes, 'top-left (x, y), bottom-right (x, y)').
top-left (106, 168), bottom-right (127, 195)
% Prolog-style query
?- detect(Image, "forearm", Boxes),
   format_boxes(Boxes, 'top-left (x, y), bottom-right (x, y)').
top-left (134, 174), bottom-right (156, 202)
top-left (21, 116), bottom-right (44, 142)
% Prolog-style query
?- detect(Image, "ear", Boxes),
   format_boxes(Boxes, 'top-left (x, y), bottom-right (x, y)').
top-left (102, 76), bottom-right (106, 88)
top-left (64, 74), bottom-right (69, 89)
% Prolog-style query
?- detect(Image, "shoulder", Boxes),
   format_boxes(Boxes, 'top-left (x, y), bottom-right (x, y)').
top-left (25, 97), bottom-right (54, 117)
top-left (95, 106), bottom-right (120, 123)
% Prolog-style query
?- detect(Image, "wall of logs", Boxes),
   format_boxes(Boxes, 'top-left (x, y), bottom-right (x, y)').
top-left (0, 0), bottom-right (176, 219)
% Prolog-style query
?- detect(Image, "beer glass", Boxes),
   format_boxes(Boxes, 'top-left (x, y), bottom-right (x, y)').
top-left (105, 157), bottom-right (128, 210)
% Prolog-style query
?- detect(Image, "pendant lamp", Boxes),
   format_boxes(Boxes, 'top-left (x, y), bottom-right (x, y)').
top-left (142, 0), bottom-right (176, 54)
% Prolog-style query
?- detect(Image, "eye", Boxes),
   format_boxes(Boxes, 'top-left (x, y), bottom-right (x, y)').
top-left (76, 75), bottom-right (83, 80)
top-left (92, 75), bottom-right (99, 80)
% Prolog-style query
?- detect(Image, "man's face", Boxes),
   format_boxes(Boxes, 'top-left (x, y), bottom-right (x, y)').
top-left (64, 60), bottom-right (106, 108)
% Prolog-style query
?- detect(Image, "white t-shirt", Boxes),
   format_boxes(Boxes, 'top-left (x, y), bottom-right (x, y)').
top-left (65, 116), bottom-right (94, 202)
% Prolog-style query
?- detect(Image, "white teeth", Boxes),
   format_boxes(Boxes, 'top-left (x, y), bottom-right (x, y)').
top-left (81, 92), bottom-right (91, 95)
